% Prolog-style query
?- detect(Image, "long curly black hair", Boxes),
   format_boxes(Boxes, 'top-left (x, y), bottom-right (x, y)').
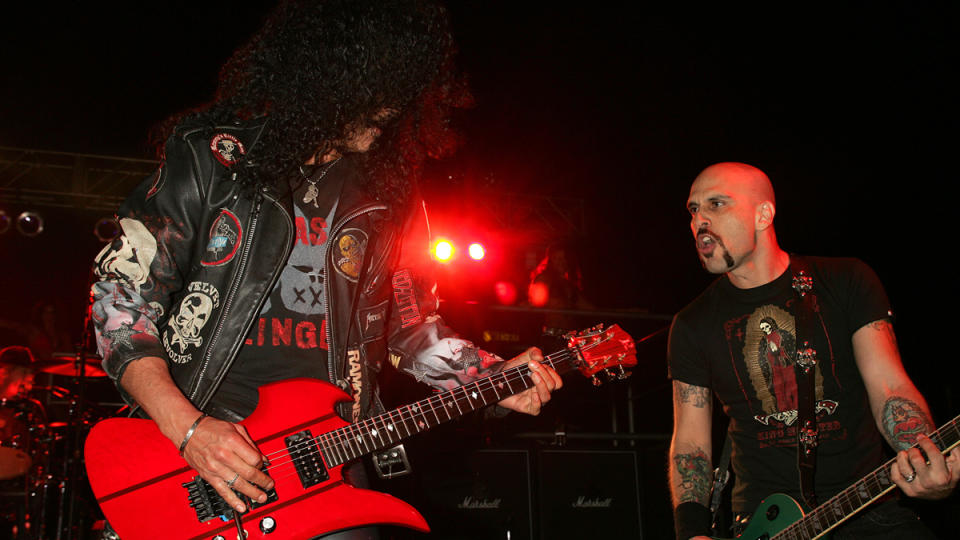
top-left (156, 0), bottom-right (470, 212)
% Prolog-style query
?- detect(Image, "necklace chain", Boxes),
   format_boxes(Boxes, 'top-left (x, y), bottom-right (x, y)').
top-left (300, 158), bottom-right (340, 208)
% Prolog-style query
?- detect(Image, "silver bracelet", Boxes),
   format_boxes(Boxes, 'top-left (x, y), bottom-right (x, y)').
top-left (178, 413), bottom-right (208, 456)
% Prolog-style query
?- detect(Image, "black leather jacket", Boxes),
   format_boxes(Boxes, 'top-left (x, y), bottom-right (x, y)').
top-left (91, 119), bottom-right (504, 420)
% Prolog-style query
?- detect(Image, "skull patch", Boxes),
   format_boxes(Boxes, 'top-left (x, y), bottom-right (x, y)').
top-left (163, 282), bottom-right (221, 363)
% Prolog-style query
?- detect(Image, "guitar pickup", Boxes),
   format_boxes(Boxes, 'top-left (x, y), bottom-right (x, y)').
top-left (182, 475), bottom-right (277, 523)
top-left (373, 444), bottom-right (412, 479)
top-left (285, 429), bottom-right (328, 488)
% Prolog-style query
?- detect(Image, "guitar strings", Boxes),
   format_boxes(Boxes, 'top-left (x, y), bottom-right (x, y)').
top-left (253, 349), bottom-right (581, 478)
top-left (258, 351), bottom-right (573, 475)
top-left (307, 338), bottom-right (626, 466)
top-left (773, 417), bottom-right (960, 539)
top-left (251, 360), bottom-right (554, 482)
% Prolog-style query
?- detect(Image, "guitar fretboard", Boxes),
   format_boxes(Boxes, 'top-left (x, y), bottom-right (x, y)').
top-left (774, 414), bottom-right (960, 539)
top-left (310, 349), bottom-right (578, 468)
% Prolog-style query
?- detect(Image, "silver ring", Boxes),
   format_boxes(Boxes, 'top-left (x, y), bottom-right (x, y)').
top-left (226, 472), bottom-right (240, 487)
top-left (904, 471), bottom-right (916, 483)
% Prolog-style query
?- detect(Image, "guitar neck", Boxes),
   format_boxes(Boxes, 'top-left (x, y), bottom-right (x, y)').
top-left (776, 414), bottom-right (960, 539)
top-left (315, 349), bottom-right (578, 468)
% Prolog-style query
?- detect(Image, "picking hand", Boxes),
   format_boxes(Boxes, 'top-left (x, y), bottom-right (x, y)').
top-left (179, 415), bottom-right (275, 513)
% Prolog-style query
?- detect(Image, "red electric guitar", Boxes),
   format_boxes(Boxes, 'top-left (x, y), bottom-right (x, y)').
top-left (84, 324), bottom-right (636, 540)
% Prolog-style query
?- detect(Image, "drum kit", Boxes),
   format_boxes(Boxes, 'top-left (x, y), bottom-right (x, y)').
top-left (1, 349), bottom-right (122, 540)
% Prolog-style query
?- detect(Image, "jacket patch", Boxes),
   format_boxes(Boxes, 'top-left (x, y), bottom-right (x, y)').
top-left (358, 300), bottom-right (388, 342)
top-left (392, 269), bottom-right (422, 328)
top-left (145, 165), bottom-right (164, 200)
top-left (201, 209), bottom-right (242, 267)
top-left (162, 281), bottom-right (221, 363)
top-left (388, 351), bottom-right (403, 369)
top-left (210, 133), bottom-right (245, 167)
top-left (333, 228), bottom-right (367, 282)
top-left (347, 348), bottom-right (363, 423)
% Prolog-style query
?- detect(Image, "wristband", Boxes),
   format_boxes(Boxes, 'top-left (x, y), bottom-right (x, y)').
top-left (674, 501), bottom-right (711, 540)
top-left (178, 413), bottom-right (208, 456)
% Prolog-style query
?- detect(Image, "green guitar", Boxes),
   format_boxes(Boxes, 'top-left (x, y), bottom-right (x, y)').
top-left (713, 413), bottom-right (959, 540)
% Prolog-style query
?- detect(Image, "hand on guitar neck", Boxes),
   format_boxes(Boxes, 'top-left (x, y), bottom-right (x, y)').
top-left (494, 347), bottom-right (563, 416)
top-left (890, 432), bottom-right (960, 500)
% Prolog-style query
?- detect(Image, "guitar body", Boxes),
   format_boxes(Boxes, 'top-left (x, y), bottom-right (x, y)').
top-left (707, 418), bottom-right (960, 540)
top-left (84, 378), bottom-right (428, 540)
top-left (712, 494), bottom-right (810, 540)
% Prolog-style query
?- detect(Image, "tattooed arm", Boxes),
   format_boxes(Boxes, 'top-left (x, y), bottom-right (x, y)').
top-left (669, 380), bottom-right (714, 539)
top-left (853, 319), bottom-right (959, 500)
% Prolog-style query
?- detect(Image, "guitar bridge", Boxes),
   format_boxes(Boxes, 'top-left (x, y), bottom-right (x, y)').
top-left (285, 429), bottom-right (328, 488)
top-left (182, 475), bottom-right (278, 523)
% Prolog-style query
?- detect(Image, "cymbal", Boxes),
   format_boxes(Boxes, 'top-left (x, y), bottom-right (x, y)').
top-left (36, 354), bottom-right (107, 378)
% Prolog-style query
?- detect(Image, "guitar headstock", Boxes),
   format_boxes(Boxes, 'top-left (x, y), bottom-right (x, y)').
top-left (565, 324), bottom-right (637, 385)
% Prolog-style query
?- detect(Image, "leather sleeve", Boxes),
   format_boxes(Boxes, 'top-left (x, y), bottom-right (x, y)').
top-left (385, 200), bottom-right (507, 391)
top-left (90, 132), bottom-right (203, 401)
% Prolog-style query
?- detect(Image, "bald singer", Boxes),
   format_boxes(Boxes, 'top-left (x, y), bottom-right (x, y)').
top-left (667, 162), bottom-right (957, 539)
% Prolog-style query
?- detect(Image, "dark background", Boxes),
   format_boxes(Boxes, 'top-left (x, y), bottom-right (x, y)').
top-left (1, 2), bottom-right (956, 538)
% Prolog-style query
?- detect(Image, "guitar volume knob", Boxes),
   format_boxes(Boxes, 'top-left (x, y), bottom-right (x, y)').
top-left (260, 516), bottom-right (277, 534)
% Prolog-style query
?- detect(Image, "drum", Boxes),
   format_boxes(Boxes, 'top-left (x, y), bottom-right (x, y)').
top-left (0, 398), bottom-right (43, 481)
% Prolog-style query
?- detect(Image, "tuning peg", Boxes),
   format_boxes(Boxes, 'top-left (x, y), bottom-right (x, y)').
top-left (591, 375), bottom-right (603, 387)
top-left (617, 365), bottom-right (631, 380)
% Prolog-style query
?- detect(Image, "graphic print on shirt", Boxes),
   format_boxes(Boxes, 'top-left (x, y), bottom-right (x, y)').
top-left (243, 201), bottom-right (334, 352)
top-left (737, 304), bottom-right (838, 433)
top-left (276, 202), bottom-right (332, 315)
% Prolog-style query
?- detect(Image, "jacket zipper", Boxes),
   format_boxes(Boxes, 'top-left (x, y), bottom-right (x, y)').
top-left (189, 190), bottom-right (294, 407)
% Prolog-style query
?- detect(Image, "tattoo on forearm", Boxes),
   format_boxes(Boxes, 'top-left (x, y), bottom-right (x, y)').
top-left (676, 382), bottom-right (710, 408)
top-left (672, 449), bottom-right (712, 504)
top-left (881, 397), bottom-right (934, 450)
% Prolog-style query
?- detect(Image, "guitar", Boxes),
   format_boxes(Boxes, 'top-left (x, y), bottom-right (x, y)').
top-left (713, 413), bottom-right (960, 539)
top-left (84, 324), bottom-right (636, 540)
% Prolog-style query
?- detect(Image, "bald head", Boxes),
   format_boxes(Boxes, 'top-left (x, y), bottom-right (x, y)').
top-left (686, 162), bottom-right (786, 286)
top-left (691, 162), bottom-right (775, 208)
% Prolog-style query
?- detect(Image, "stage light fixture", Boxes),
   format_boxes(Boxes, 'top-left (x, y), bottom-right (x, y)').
top-left (494, 281), bottom-right (517, 305)
top-left (94, 216), bottom-right (121, 242)
top-left (468, 242), bottom-right (485, 261)
top-left (15, 211), bottom-right (44, 237)
top-left (432, 239), bottom-right (454, 262)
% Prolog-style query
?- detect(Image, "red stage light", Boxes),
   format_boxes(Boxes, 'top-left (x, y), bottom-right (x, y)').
top-left (494, 281), bottom-right (517, 305)
top-left (432, 239), bottom-right (454, 262)
top-left (468, 243), bottom-right (485, 260)
top-left (528, 282), bottom-right (549, 307)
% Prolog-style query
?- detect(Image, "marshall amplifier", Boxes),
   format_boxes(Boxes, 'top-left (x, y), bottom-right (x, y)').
top-left (537, 450), bottom-right (643, 539)
top-left (412, 449), bottom-right (533, 540)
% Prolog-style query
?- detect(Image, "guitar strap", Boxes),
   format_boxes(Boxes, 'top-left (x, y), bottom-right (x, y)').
top-left (709, 433), bottom-right (732, 533)
top-left (791, 256), bottom-right (819, 509)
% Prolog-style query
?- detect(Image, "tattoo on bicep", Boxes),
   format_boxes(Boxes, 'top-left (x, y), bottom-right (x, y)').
top-left (868, 319), bottom-right (898, 346)
top-left (675, 382), bottom-right (710, 408)
top-left (881, 397), bottom-right (934, 450)
top-left (672, 449), bottom-right (711, 504)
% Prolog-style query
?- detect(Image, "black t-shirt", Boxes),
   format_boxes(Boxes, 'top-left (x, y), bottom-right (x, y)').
top-left (211, 162), bottom-right (344, 417)
top-left (668, 256), bottom-right (892, 512)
